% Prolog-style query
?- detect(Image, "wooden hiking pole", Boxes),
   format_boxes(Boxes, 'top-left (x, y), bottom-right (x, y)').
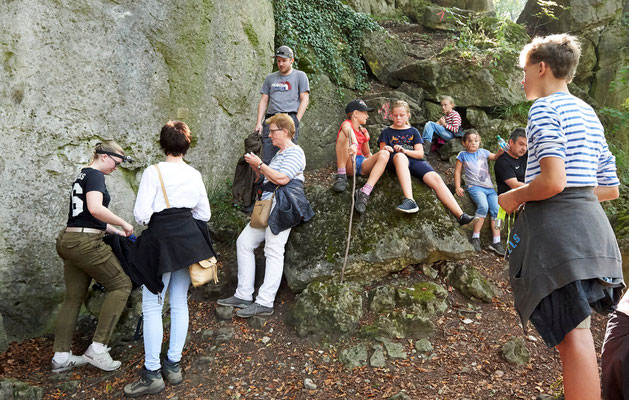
top-left (340, 137), bottom-right (357, 284)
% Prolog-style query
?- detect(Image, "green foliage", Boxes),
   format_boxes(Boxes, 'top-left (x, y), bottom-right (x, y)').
top-left (494, 0), bottom-right (527, 21)
top-left (439, 13), bottom-right (529, 66)
top-left (535, 0), bottom-right (569, 21)
top-left (273, 0), bottom-right (381, 90)
top-left (491, 101), bottom-right (533, 124)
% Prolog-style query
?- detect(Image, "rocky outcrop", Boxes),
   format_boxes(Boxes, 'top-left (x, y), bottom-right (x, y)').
top-left (517, 0), bottom-right (628, 110)
top-left (284, 176), bottom-right (475, 291)
top-left (0, 0), bottom-right (275, 341)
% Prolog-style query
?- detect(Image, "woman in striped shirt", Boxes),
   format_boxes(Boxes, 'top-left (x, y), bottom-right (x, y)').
top-left (499, 34), bottom-right (623, 400)
top-left (218, 113), bottom-right (313, 318)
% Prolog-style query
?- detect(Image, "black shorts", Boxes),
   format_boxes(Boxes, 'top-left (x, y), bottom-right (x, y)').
top-left (386, 155), bottom-right (434, 181)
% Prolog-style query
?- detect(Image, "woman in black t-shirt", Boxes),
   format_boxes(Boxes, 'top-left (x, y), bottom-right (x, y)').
top-left (52, 141), bottom-right (134, 374)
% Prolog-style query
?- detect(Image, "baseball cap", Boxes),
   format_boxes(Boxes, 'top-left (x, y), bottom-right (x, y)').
top-left (345, 99), bottom-right (374, 113)
top-left (274, 46), bottom-right (294, 59)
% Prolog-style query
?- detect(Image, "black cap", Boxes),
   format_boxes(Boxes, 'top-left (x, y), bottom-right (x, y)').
top-left (274, 46), bottom-right (294, 59)
top-left (345, 99), bottom-right (374, 113)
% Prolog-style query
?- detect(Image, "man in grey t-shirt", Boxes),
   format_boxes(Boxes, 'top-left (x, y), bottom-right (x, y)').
top-left (255, 45), bottom-right (310, 164)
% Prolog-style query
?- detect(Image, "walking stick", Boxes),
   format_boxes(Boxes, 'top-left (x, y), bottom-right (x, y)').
top-left (340, 139), bottom-right (357, 284)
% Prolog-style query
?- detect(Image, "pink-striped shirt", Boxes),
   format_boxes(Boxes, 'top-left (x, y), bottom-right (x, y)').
top-left (444, 110), bottom-right (461, 133)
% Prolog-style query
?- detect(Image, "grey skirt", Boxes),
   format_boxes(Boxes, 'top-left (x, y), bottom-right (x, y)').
top-left (507, 187), bottom-right (623, 345)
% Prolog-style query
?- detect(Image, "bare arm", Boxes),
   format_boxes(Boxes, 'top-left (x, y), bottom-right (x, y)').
top-left (243, 153), bottom-right (290, 186)
top-left (454, 160), bottom-right (464, 197)
top-left (504, 177), bottom-right (526, 190)
top-left (593, 185), bottom-right (619, 202)
top-left (394, 142), bottom-right (424, 160)
top-left (498, 157), bottom-right (566, 213)
top-left (255, 94), bottom-right (270, 133)
top-left (488, 148), bottom-right (504, 161)
top-left (86, 191), bottom-right (133, 236)
top-left (296, 91), bottom-right (309, 121)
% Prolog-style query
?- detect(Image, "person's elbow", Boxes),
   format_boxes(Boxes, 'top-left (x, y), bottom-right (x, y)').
top-left (546, 174), bottom-right (567, 196)
top-left (276, 176), bottom-right (291, 185)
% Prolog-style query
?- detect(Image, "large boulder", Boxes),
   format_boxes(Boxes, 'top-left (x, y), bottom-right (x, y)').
top-left (517, 0), bottom-right (623, 34)
top-left (391, 54), bottom-right (526, 107)
top-left (361, 29), bottom-right (409, 87)
top-left (0, 0), bottom-right (274, 341)
top-left (284, 175), bottom-right (475, 291)
top-left (288, 281), bottom-right (364, 337)
top-left (431, 0), bottom-right (495, 13)
top-left (590, 24), bottom-right (629, 109)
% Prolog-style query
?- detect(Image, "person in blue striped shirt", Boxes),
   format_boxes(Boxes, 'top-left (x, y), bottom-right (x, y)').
top-left (498, 34), bottom-right (623, 400)
top-left (218, 113), bottom-right (313, 319)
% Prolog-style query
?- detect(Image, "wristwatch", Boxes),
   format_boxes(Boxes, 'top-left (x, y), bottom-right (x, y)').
top-left (258, 162), bottom-right (264, 170)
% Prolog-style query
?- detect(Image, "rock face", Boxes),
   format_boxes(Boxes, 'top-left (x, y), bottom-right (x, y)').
top-left (0, 0), bottom-right (275, 341)
top-left (284, 176), bottom-right (475, 291)
top-left (517, 0), bottom-right (628, 110)
top-left (289, 282), bottom-right (364, 337)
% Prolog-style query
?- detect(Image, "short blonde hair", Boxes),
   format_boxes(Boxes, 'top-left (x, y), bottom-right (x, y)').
top-left (265, 113), bottom-right (296, 138)
top-left (92, 141), bottom-right (124, 163)
top-left (391, 100), bottom-right (411, 115)
top-left (440, 95), bottom-right (455, 107)
top-left (519, 34), bottom-right (581, 83)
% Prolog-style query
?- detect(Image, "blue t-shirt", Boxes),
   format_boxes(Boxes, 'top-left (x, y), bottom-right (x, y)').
top-left (377, 126), bottom-right (423, 150)
top-left (456, 149), bottom-right (494, 189)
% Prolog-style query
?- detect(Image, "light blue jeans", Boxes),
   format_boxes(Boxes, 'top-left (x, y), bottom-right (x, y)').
top-left (422, 121), bottom-right (455, 142)
top-left (467, 185), bottom-right (499, 219)
top-left (142, 268), bottom-right (191, 371)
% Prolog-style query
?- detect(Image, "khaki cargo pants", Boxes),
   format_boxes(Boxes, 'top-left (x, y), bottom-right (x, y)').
top-left (53, 230), bottom-right (131, 352)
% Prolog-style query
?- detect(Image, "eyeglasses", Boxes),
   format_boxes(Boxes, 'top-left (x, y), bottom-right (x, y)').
top-left (108, 154), bottom-right (122, 167)
top-left (269, 128), bottom-right (285, 133)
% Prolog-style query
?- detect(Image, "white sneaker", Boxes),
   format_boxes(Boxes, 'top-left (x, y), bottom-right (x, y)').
top-left (82, 344), bottom-right (121, 371)
top-left (52, 352), bottom-right (87, 373)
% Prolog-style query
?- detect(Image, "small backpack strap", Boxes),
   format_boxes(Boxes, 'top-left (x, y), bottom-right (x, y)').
top-left (153, 164), bottom-right (170, 208)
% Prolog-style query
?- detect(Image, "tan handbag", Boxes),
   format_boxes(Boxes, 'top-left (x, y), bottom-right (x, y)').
top-left (250, 198), bottom-right (273, 228)
top-left (154, 164), bottom-right (218, 287)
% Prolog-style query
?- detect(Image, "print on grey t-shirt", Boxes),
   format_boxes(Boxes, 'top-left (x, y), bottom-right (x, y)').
top-left (261, 70), bottom-right (310, 115)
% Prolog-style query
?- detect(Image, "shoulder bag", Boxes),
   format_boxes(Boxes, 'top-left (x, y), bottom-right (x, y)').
top-left (154, 164), bottom-right (218, 287)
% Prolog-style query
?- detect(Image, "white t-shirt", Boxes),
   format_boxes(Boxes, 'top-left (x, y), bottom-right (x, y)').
top-left (134, 161), bottom-right (211, 225)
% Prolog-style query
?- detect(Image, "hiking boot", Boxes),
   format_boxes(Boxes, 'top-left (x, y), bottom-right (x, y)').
top-left (457, 213), bottom-right (475, 225)
top-left (332, 174), bottom-right (347, 192)
top-left (82, 344), bottom-right (121, 371)
top-left (354, 189), bottom-right (370, 215)
top-left (217, 296), bottom-right (253, 309)
top-left (396, 198), bottom-right (419, 214)
top-left (123, 367), bottom-right (165, 397)
top-left (51, 352), bottom-right (87, 373)
top-left (470, 237), bottom-right (481, 252)
top-left (162, 358), bottom-right (183, 385)
top-left (488, 242), bottom-right (506, 256)
top-left (236, 303), bottom-right (274, 318)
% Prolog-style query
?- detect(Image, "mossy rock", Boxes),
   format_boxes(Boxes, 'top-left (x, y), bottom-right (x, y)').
top-left (284, 175), bottom-right (474, 291)
top-left (368, 285), bottom-right (397, 313)
top-left (500, 337), bottom-right (530, 365)
top-left (447, 263), bottom-right (499, 302)
top-left (360, 314), bottom-right (406, 339)
top-left (0, 379), bottom-right (43, 400)
top-left (396, 282), bottom-right (448, 314)
top-left (288, 281), bottom-right (363, 337)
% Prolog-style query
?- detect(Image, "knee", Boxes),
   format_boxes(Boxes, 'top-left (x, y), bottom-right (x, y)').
top-left (376, 150), bottom-right (389, 161)
top-left (236, 231), bottom-right (255, 253)
top-left (264, 242), bottom-right (286, 260)
top-left (476, 204), bottom-right (489, 216)
top-left (393, 153), bottom-right (408, 164)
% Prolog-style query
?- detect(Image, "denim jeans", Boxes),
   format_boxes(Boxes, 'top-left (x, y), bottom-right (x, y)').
top-left (467, 185), bottom-right (499, 219)
top-left (234, 216), bottom-right (292, 308)
top-left (142, 268), bottom-right (191, 371)
top-left (422, 121), bottom-right (455, 143)
top-left (261, 114), bottom-right (300, 164)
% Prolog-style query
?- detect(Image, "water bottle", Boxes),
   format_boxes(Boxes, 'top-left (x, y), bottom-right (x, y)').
top-left (496, 135), bottom-right (509, 151)
top-left (495, 206), bottom-right (506, 230)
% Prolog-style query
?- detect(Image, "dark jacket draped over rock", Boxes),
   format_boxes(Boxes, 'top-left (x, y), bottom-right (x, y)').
top-left (107, 208), bottom-right (216, 294)
top-left (260, 179), bottom-right (314, 235)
